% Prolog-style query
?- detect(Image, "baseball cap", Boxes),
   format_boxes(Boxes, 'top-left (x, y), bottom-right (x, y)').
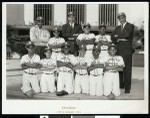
top-left (79, 44), bottom-right (87, 50)
top-left (83, 23), bottom-right (91, 29)
top-left (93, 44), bottom-right (101, 51)
top-left (68, 12), bottom-right (75, 17)
top-left (44, 47), bottom-right (52, 52)
top-left (117, 12), bottom-right (126, 18)
top-left (99, 24), bottom-right (106, 29)
top-left (25, 41), bottom-right (35, 48)
top-left (61, 42), bottom-right (70, 48)
top-left (53, 26), bottom-right (61, 32)
top-left (36, 16), bottom-right (44, 21)
top-left (108, 43), bottom-right (117, 50)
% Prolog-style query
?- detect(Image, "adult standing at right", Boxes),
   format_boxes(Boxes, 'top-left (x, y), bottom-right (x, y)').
top-left (111, 12), bottom-right (134, 93)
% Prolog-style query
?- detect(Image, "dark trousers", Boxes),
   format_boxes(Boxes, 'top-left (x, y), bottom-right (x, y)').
top-left (117, 42), bottom-right (133, 92)
top-left (35, 46), bottom-right (46, 59)
top-left (67, 40), bottom-right (78, 56)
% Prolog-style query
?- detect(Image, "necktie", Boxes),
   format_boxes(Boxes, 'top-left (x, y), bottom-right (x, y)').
top-left (121, 24), bottom-right (123, 31)
top-left (71, 23), bottom-right (73, 29)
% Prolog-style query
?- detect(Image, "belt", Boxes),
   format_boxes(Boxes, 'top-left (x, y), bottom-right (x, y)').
top-left (90, 74), bottom-right (101, 77)
top-left (117, 39), bottom-right (128, 42)
top-left (87, 49), bottom-right (92, 51)
top-left (60, 70), bottom-right (72, 73)
top-left (101, 49), bottom-right (107, 51)
top-left (24, 71), bottom-right (36, 75)
top-left (106, 70), bottom-right (118, 73)
top-left (76, 73), bottom-right (88, 76)
top-left (43, 72), bottom-right (54, 75)
top-left (53, 50), bottom-right (61, 53)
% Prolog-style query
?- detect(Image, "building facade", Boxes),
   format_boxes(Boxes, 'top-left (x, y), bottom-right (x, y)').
top-left (7, 3), bottom-right (144, 28)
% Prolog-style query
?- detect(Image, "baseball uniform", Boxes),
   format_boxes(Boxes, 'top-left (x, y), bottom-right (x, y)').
top-left (77, 33), bottom-right (95, 58)
top-left (20, 54), bottom-right (40, 93)
top-left (103, 55), bottom-right (125, 96)
top-left (88, 56), bottom-right (105, 96)
top-left (40, 57), bottom-right (57, 93)
top-left (48, 37), bottom-right (65, 59)
top-left (57, 53), bottom-right (75, 94)
top-left (95, 34), bottom-right (112, 57)
top-left (74, 56), bottom-right (89, 94)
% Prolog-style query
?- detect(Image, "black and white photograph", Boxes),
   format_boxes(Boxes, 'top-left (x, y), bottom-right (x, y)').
top-left (2, 2), bottom-right (148, 114)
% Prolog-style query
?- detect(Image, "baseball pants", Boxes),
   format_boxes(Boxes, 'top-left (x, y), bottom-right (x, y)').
top-left (21, 73), bottom-right (40, 93)
top-left (103, 72), bottom-right (120, 96)
top-left (57, 72), bottom-right (74, 94)
top-left (74, 74), bottom-right (89, 94)
top-left (40, 73), bottom-right (56, 92)
top-left (89, 74), bottom-right (103, 96)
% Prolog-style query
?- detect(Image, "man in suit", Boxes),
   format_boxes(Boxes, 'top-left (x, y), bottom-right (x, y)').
top-left (62, 12), bottom-right (83, 56)
top-left (111, 12), bottom-right (134, 93)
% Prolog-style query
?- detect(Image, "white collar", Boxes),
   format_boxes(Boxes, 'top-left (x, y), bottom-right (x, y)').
top-left (121, 22), bottom-right (127, 28)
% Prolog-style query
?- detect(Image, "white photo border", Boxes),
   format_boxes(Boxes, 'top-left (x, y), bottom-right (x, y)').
top-left (2, 2), bottom-right (149, 114)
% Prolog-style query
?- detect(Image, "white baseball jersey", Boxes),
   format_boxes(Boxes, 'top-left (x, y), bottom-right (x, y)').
top-left (95, 34), bottom-right (112, 57)
top-left (74, 56), bottom-right (89, 94)
top-left (57, 53), bottom-right (75, 72)
top-left (20, 54), bottom-right (40, 73)
top-left (88, 56), bottom-right (106, 75)
top-left (40, 57), bottom-right (57, 74)
top-left (74, 56), bottom-right (88, 74)
top-left (103, 55), bottom-right (125, 97)
top-left (48, 37), bottom-right (65, 52)
top-left (20, 54), bottom-right (40, 93)
top-left (77, 33), bottom-right (95, 50)
top-left (105, 55), bottom-right (125, 67)
top-left (30, 25), bottom-right (50, 46)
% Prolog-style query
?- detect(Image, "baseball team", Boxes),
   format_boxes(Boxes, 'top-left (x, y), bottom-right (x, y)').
top-left (20, 11), bottom-right (134, 100)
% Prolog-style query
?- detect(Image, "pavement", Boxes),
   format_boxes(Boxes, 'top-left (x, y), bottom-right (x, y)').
top-left (6, 59), bottom-right (144, 100)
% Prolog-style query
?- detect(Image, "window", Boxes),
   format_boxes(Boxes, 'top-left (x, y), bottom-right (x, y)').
top-left (34, 4), bottom-right (53, 25)
top-left (67, 4), bottom-right (85, 24)
top-left (99, 4), bottom-right (118, 26)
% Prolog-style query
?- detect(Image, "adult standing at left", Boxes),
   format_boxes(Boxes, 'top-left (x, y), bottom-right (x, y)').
top-left (30, 16), bottom-right (50, 59)
top-left (111, 12), bottom-right (134, 93)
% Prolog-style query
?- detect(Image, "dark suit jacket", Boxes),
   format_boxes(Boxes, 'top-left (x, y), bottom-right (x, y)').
top-left (111, 22), bottom-right (134, 45)
top-left (111, 22), bottom-right (134, 56)
top-left (62, 23), bottom-right (83, 41)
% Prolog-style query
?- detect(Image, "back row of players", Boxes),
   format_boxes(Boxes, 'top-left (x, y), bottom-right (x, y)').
top-left (21, 23), bottom-right (124, 100)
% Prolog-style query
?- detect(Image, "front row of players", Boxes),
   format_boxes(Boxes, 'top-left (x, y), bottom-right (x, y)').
top-left (21, 41), bottom-right (124, 100)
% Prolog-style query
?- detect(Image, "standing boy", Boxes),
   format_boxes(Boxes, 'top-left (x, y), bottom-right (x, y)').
top-left (88, 44), bottom-right (105, 96)
top-left (74, 44), bottom-right (89, 94)
top-left (39, 47), bottom-right (57, 93)
top-left (95, 24), bottom-right (112, 57)
top-left (20, 41), bottom-right (40, 98)
top-left (48, 26), bottom-right (65, 59)
top-left (103, 44), bottom-right (125, 100)
top-left (56, 42), bottom-right (75, 95)
top-left (76, 23), bottom-right (95, 58)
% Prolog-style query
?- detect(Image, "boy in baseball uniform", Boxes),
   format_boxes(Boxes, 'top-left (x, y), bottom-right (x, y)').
top-left (76, 23), bottom-right (96, 58)
top-left (88, 44), bottom-right (105, 96)
top-left (20, 41), bottom-right (41, 98)
top-left (103, 44), bottom-right (125, 100)
top-left (56, 42), bottom-right (75, 95)
top-left (74, 44), bottom-right (89, 94)
top-left (39, 47), bottom-right (57, 93)
top-left (95, 25), bottom-right (112, 57)
top-left (47, 26), bottom-right (65, 59)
